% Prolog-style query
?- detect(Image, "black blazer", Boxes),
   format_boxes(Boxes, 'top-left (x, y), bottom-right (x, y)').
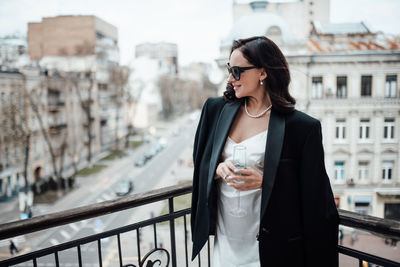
top-left (191, 97), bottom-right (339, 267)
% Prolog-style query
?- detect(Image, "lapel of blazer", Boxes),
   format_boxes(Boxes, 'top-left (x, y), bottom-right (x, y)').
top-left (260, 109), bottom-right (285, 219)
top-left (206, 101), bottom-right (241, 199)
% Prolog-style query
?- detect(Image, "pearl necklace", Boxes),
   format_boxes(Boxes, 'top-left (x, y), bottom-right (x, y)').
top-left (244, 100), bottom-right (272, 118)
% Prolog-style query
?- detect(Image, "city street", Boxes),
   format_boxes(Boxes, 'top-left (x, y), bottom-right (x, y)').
top-left (0, 114), bottom-right (199, 266)
top-left (1, 113), bottom-right (400, 266)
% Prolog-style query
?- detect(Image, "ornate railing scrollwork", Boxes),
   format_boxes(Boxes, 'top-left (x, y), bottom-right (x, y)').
top-left (123, 247), bottom-right (170, 267)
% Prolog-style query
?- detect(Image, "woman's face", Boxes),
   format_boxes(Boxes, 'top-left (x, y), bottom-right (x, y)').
top-left (227, 49), bottom-right (265, 99)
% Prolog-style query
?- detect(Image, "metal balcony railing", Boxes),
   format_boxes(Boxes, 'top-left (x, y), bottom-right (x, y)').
top-left (0, 182), bottom-right (399, 267)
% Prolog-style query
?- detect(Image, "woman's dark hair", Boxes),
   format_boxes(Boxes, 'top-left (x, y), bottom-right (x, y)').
top-left (223, 36), bottom-right (295, 114)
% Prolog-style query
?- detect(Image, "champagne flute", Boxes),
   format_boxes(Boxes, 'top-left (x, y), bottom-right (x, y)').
top-left (230, 145), bottom-right (247, 217)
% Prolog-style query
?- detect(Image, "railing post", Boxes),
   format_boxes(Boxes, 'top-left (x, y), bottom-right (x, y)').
top-left (136, 228), bottom-right (141, 267)
top-left (98, 239), bottom-right (103, 267)
top-left (184, 215), bottom-right (189, 267)
top-left (169, 197), bottom-right (177, 267)
top-left (77, 245), bottom-right (82, 267)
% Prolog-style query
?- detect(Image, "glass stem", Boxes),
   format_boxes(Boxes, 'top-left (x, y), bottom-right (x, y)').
top-left (237, 191), bottom-right (241, 210)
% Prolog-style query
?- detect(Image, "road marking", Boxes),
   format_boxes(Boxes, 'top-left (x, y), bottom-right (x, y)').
top-left (69, 222), bottom-right (79, 232)
top-left (60, 230), bottom-right (71, 239)
top-left (102, 193), bottom-right (112, 200)
top-left (49, 238), bottom-right (59, 246)
top-left (80, 219), bottom-right (89, 227)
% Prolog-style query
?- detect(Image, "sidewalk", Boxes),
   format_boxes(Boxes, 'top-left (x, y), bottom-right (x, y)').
top-left (0, 149), bottom-right (121, 225)
top-left (0, 112), bottom-right (198, 262)
top-left (0, 197), bottom-right (19, 225)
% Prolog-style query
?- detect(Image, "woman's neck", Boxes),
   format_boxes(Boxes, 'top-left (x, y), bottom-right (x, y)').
top-left (246, 94), bottom-right (271, 112)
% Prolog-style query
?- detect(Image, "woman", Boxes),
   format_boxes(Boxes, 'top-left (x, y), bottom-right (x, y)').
top-left (191, 36), bottom-right (339, 267)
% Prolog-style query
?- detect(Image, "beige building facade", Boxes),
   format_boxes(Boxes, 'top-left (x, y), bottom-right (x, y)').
top-left (218, 0), bottom-right (400, 219)
top-left (27, 15), bottom-right (126, 151)
top-left (0, 68), bottom-right (102, 201)
top-left (28, 15), bottom-right (118, 61)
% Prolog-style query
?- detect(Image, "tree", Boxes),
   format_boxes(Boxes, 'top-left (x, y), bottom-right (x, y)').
top-left (124, 78), bottom-right (145, 148)
top-left (157, 73), bottom-right (218, 119)
top-left (157, 74), bottom-right (180, 120)
top-left (29, 71), bottom-right (69, 192)
top-left (108, 65), bottom-right (131, 149)
top-left (1, 74), bottom-right (32, 195)
top-left (70, 71), bottom-right (95, 166)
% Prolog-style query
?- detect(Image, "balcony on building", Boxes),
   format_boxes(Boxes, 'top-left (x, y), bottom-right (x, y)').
top-left (47, 88), bottom-right (65, 112)
top-left (48, 122), bottom-right (67, 135)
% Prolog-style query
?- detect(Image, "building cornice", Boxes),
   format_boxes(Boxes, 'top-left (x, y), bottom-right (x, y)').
top-left (287, 50), bottom-right (400, 64)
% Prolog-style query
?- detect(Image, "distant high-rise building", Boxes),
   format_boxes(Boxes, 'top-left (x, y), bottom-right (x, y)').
top-left (28, 15), bottom-right (119, 64)
top-left (135, 42), bottom-right (178, 75)
top-left (0, 35), bottom-right (29, 68)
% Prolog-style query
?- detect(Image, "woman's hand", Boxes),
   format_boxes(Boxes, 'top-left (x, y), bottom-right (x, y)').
top-left (226, 167), bottom-right (263, 191)
top-left (215, 160), bottom-right (236, 180)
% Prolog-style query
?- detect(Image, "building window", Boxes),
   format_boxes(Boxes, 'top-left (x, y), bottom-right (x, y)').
top-left (385, 203), bottom-right (400, 221)
top-left (336, 76), bottom-right (347, 98)
top-left (266, 26), bottom-right (282, 45)
top-left (2, 119), bottom-right (7, 134)
top-left (383, 118), bottom-right (395, 140)
top-left (382, 161), bottom-right (394, 181)
top-left (334, 161), bottom-right (345, 182)
top-left (335, 119), bottom-right (346, 140)
top-left (361, 75), bottom-right (372, 96)
top-left (34, 141), bottom-right (39, 155)
top-left (359, 119), bottom-right (370, 140)
top-left (14, 146), bottom-right (19, 161)
top-left (18, 93), bottom-right (24, 108)
top-left (5, 147), bottom-right (10, 167)
top-left (358, 161), bottom-right (369, 181)
top-left (385, 75), bottom-right (397, 98)
top-left (312, 76), bottom-right (323, 99)
top-left (354, 196), bottom-right (372, 215)
top-left (1, 92), bottom-right (5, 106)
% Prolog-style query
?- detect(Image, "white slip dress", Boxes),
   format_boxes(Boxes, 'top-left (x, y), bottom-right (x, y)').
top-left (212, 130), bottom-right (267, 267)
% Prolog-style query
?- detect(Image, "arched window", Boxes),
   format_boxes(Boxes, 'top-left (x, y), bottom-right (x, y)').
top-left (266, 26), bottom-right (282, 45)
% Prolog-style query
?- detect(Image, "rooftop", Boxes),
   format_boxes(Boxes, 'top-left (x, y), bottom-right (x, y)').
top-left (308, 21), bottom-right (400, 53)
top-left (312, 21), bottom-right (372, 35)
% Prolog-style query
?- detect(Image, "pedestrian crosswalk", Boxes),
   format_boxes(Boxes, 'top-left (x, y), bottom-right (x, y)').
top-left (69, 222), bottom-right (79, 232)
top-left (60, 230), bottom-right (71, 239)
top-left (96, 191), bottom-right (114, 203)
top-left (49, 238), bottom-right (59, 246)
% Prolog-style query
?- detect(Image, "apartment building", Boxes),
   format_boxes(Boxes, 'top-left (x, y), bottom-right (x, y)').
top-left (218, 0), bottom-right (400, 219)
top-left (28, 15), bottom-right (126, 151)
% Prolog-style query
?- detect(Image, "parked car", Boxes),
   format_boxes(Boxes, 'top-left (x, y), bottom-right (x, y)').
top-left (154, 143), bottom-right (164, 153)
top-left (145, 148), bottom-right (157, 160)
top-left (115, 180), bottom-right (133, 196)
top-left (134, 156), bottom-right (148, 167)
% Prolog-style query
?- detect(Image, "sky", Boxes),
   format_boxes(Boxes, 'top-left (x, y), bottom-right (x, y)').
top-left (0, 0), bottom-right (399, 66)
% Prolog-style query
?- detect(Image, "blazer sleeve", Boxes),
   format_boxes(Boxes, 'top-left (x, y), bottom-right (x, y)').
top-left (299, 121), bottom-right (339, 266)
top-left (191, 99), bottom-right (209, 239)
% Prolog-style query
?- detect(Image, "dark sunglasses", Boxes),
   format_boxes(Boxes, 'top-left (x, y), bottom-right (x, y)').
top-left (226, 63), bottom-right (257, 81)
